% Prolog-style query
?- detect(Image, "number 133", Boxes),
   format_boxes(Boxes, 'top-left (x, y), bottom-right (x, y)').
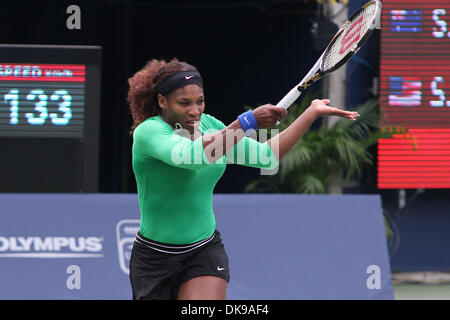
top-left (5, 89), bottom-right (72, 125)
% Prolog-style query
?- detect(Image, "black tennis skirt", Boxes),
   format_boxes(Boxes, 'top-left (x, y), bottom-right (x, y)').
top-left (129, 229), bottom-right (230, 300)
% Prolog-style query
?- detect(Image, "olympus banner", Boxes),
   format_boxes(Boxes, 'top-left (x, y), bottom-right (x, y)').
top-left (0, 236), bottom-right (103, 258)
top-left (0, 193), bottom-right (393, 299)
top-left (0, 194), bottom-right (139, 299)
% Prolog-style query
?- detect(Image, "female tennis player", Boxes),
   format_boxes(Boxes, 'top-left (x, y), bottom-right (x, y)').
top-left (127, 58), bottom-right (359, 300)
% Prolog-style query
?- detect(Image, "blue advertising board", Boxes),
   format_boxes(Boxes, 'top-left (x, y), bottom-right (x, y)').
top-left (0, 193), bottom-right (393, 300)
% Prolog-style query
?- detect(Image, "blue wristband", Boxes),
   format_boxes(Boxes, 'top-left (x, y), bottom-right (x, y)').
top-left (237, 110), bottom-right (259, 132)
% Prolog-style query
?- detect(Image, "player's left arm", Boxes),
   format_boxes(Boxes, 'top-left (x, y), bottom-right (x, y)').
top-left (268, 99), bottom-right (359, 161)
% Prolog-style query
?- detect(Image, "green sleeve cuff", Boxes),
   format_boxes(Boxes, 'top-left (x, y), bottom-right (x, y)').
top-left (225, 137), bottom-right (279, 171)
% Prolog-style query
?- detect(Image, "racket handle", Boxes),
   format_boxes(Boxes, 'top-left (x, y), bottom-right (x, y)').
top-left (275, 87), bottom-right (302, 125)
top-left (277, 87), bottom-right (301, 109)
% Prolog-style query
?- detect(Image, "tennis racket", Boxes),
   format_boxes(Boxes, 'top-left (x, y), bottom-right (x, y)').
top-left (277, 0), bottom-right (382, 111)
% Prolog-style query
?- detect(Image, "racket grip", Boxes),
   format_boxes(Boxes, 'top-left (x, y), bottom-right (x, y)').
top-left (277, 87), bottom-right (301, 109)
top-left (275, 87), bottom-right (302, 125)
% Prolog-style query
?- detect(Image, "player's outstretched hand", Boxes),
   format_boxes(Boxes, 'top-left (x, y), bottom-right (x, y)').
top-left (309, 99), bottom-right (360, 121)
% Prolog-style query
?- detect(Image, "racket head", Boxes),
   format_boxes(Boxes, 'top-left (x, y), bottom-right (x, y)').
top-left (281, 0), bottom-right (381, 109)
top-left (320, 0), bottom-right (381, 75)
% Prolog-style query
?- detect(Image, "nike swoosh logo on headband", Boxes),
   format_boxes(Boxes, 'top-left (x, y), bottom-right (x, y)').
top-left (185, 75), bottom-right (194, 80)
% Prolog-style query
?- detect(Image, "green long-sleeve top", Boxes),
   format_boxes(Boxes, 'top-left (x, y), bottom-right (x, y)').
top-left (132, 113), bottom-right (278, 244)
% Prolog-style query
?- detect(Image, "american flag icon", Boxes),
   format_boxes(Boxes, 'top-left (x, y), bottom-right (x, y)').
top-left (388, 76), bottom-right (422, 107)
top-left (390, 10), bottom-right (423, 32)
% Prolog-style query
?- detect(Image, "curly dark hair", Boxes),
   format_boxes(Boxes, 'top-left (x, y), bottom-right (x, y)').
top-left (127, 58), bottom-right (198, 135)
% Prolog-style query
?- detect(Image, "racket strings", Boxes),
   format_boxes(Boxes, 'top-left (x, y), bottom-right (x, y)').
top-left (323, 2), bottom-right (377, 71)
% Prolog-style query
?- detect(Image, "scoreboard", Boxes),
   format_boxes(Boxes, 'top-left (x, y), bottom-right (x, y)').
top-left (0, 45), bottom-right (101, 193)
top-left (378, 0), bottom-right (450, 189)
top-left (0, 63), bottom-right (85, 138)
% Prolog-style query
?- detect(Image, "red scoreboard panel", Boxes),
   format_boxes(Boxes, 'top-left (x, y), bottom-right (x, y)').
top-left (379, 0), bottom-right (450, 189)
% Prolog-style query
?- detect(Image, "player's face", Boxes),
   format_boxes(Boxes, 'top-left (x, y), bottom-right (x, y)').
top-left (160, 84), bottom-right (205, 134)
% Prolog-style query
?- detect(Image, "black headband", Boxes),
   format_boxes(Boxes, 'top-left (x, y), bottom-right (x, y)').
top-left (155, 70), bottom-right (203, 96)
